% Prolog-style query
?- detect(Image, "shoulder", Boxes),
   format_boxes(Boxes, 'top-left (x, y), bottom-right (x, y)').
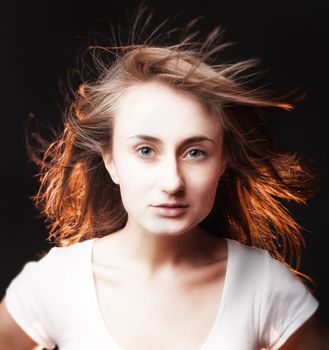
top-left (226, 238), bottom-right (296, 277)
top-left (3, 238), bottom-right (96, 349)
top-left (227, 238), bottom-right (318, 297)
top-left (226, 238), bottom-right (318, 308)
top-left (226, 238), bottom-right (274, 276)
top-left (226, 237), bottom-right (268, 259)
top-left (40, 237), bottom-right (96, 265)
top-left (48, 238), bottom-right (95, 261)
top-left (226, 240), bottom-right (321, 349)
top-left (6, 238), bottom-right (95, 292)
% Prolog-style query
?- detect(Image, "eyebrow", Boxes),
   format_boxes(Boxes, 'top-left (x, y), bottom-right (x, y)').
top-left (126, 134), bottom-right (215, 147)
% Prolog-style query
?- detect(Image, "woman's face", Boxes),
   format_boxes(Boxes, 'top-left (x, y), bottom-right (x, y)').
top-left (102, 81), bottom-right (225, 237)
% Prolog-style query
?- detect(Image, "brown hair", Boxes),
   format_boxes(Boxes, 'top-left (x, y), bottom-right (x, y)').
top-left (26, 11), bottom-right (317, 283)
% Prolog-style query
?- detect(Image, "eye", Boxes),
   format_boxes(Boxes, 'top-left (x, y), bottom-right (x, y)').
top-left (136, 146), bottom-right (154, 157)
top-left (187, 149), bottom-right (206, 159)
top-left (136, 146), bottom-right (206, 159)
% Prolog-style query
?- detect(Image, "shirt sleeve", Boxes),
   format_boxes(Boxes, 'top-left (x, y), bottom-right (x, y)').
top-left (4, 247), bottom-right (58, 349)
top-left (260, 250), bottom-right (319, 350)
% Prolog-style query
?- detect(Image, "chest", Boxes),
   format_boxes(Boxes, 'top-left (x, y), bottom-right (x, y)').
top-left (92, 261), bottom-right (227, 350)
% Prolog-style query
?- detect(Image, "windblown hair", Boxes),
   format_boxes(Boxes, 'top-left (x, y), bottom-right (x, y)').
top-left (27, 10), bottom-right (317, 283)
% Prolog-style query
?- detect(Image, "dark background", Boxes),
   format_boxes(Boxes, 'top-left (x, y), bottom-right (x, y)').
top-left (1, 0), bottom-right (328, 327)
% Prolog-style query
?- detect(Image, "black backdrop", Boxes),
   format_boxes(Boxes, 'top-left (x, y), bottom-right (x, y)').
top-left (1, 0), bottom-right (328, 326)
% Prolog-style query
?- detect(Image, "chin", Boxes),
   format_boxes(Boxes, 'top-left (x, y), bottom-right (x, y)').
top-left (144, 221), bottom-right (197, 237)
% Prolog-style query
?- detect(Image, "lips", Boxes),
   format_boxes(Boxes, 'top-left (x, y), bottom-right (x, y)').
top-left (153, 203), bottom-right (188, 208)
top-left (151, 204), bottom-right (188, 217)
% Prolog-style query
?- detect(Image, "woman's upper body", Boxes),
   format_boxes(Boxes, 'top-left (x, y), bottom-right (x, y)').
top-left (1, 233), bottom-right (328, 350)
top-left (1, 10), bottom-right (329, 350)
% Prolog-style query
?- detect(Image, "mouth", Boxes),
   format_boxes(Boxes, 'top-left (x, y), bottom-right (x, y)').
top-left (152, 203), bottom-right (189, 208)
top-left (151, 205), bottom-right (188, 217)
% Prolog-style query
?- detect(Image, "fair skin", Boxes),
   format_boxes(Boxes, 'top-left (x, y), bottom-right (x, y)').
top-left (0, 80), bottom-right (329, 349)
top-left (100, 80), bottom-right (227, 278)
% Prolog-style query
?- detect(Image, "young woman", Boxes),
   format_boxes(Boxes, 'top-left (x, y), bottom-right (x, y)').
top-left (1, 13), bottom-right (329, 350)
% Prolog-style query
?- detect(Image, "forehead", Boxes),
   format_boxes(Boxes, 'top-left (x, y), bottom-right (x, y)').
top-left (113, 81), bottom-right (222, 138)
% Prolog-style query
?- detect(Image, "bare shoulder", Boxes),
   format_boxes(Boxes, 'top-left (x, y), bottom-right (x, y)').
top-left (0, 297), bottom-right (38, 350)
top-left (279, 312), bottom-right (329, 350)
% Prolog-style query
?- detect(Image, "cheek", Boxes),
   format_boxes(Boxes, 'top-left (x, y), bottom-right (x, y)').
top-left (117, 178), bottom-right (142, 211)
top-left (189, 170), bottom-right (220, 207)
top-left (115, 161), bottom-right (152, 210)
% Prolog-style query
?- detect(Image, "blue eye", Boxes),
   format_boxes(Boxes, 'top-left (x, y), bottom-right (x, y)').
top-left (136, 146), bottom-right (206, 159)
top-left (187, 149), bottom-right (206, 159)
top-left (137, 146), bottom-right (154, 157)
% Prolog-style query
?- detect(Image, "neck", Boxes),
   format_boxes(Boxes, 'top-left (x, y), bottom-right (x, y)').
top-left (107, 221), bottom-right (221, 279)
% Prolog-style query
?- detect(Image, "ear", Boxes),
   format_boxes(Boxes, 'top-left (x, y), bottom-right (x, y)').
top-left (101, 151), bottom-right (119, 185)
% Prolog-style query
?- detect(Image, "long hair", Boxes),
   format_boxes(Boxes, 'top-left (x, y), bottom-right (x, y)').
top-left (26, 10), bottom-right (318, 284)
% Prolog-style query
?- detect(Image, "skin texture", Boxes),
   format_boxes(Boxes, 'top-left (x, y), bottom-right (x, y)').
top-left (101, 81), bottom-right (227, 278)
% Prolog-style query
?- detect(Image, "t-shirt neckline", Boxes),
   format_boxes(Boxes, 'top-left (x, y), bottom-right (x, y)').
top-left (87, 236), bottom-right (233, 350)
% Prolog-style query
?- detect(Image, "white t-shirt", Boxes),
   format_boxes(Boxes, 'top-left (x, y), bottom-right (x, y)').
top-left (4, 237), bottom-right (319, 350)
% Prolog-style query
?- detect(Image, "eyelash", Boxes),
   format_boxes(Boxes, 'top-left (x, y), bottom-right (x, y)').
top-left (136, 146), bottom-right (207, 159)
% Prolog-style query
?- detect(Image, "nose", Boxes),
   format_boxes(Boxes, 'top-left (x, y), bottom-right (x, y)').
top-left (156, 155), bottom-right (185, 194)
